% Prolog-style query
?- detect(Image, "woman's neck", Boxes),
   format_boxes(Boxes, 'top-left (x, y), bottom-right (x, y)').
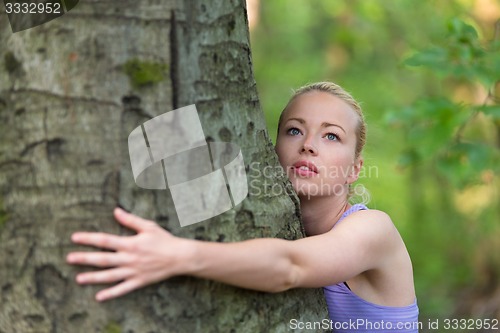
top-left (299, 195), bottom-right (350, 236)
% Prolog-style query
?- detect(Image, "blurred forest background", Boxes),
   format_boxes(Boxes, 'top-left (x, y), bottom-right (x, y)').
top-left (247, 0), bottom-right (500, 323)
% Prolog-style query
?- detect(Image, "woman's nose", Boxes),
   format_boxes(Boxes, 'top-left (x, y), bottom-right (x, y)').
top-left (301, 138), bottom-right (318, 155)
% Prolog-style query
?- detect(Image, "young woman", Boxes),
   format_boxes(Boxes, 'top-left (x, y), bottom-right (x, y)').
top-left (67, 82), bottom-right (419, 332)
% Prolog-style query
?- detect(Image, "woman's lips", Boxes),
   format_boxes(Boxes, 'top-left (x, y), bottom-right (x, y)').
top-left (292, 160), bottom-right (319, 177)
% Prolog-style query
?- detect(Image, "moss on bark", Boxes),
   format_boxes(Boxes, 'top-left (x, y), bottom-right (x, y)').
top-left (123, 59), bottom-right (169, 88)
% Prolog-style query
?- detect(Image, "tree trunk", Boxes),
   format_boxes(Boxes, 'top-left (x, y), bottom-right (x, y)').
top-left (0, 1), bottom-right (327, 332)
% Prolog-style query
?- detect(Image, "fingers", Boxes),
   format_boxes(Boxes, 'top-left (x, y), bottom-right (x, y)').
top-left (66, 251), bottom-right (129, 268)
top-left (70, 209), bottom-right (162, 251)
top-left (71, 232), bottom-right (127, 251)
top-left (73, 265), bottom-right (142, 302)
top-left (68, 208), bottom-right (166, 302)
top-left (95, 279), bottom-right (142, 302)
top-left (75, 267), bottom-right (134, 285)
top-left (113, 207), bottom-right (155, 233)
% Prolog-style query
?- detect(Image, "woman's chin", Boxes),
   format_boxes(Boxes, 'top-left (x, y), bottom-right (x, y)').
top-left (293, 184), bottom-right (321, 199)
top-left (293, 182), bottom-right (348, 199)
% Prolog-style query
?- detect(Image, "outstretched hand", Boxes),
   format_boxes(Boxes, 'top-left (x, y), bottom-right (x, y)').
top-left (66, 208), bottom-right (192, 302)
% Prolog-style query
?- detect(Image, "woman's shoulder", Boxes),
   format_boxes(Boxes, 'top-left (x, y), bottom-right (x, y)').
top-left (344, 206), bottom-right (393, 225)
top-left (336, 207), bottom-right (400, 242)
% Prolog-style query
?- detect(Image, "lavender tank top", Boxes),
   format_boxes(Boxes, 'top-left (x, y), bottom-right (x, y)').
top-left (323, 204), bottom-right (419, 332)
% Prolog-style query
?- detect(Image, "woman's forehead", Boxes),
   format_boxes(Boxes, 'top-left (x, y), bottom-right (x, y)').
top-left (283, 91), bottom-right (358, 127)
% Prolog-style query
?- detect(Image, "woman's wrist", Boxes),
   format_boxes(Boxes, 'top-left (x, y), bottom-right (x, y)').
top-left (174, 237), bottom-right (204, 277)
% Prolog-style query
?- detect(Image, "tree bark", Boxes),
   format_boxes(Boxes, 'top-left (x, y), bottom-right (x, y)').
top-left (0, 1), bottom-right (327, 332)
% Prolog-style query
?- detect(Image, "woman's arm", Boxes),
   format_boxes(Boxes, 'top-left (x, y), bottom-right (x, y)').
top-left (191, 208), bottom-right (400, 291)
top-left (67, 207), bottom-right (399, 301)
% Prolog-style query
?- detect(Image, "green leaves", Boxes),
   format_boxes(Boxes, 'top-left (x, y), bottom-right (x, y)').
top-left (393, 18), bottom-right (500, 188)
top-left (389, 98), bottom-right (467, 161)
top-left (447, 17), bottom-right (479, 43)
top-left (405, 18), bottom-right (499, 86)
top-left (477, 105), bottom-right (500, 119)
top-left (393, 97), bottom-right (499, 186)
top-left (405, 47), bottom-right (449, 75)
top-left (437, 142), bottom-right (499, 187)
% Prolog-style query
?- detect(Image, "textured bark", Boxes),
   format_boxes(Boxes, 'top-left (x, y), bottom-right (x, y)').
top-left (0, 1), bottom-right (327, 332)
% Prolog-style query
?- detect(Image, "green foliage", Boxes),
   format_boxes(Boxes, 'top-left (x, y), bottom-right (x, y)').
top-left (251, 0), bottom-right (499, 319)
top-left (405, 18), bottom-right (500, 87)
top-left (123, 59), bottom-right (169, 88)
top-left (387, 16), bottom-right (500, 316)
top-left (393, 18), bottom-right (500, 187)
top-left (477, 104), bottom-right (500, 119)
top-left (103, 321), bottom-right (121, 333)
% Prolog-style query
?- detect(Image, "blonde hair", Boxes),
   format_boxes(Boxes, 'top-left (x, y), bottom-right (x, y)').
top-left (277, 82), bottom-right (369, 204)
top-left (278, 81), bottom-right (366, 160)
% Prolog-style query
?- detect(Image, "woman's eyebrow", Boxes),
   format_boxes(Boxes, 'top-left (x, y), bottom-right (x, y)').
top-left (321, 122), bottom-right (346, 134)
top-left (286, 117), bottom-right (305, 124)
top-left (285, 118), bottom-right (346, 134)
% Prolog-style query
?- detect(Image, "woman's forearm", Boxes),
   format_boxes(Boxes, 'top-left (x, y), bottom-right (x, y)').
top-left (183, 238), bottom-right (300, 293)
top-left (67, 208), bottom-right (308, 301)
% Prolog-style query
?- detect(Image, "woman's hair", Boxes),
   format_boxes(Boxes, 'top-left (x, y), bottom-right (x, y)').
top-left (277, 81), bottom-right (370, 204)
top-left (278, 81), bottom-right (366, 160)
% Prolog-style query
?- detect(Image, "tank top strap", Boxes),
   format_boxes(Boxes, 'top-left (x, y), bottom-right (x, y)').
top-left (336, 203), bottom-right (368, 226)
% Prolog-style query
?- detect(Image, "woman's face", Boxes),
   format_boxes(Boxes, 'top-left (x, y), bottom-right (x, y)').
top-left (275, 91), bottom-right (362, 199)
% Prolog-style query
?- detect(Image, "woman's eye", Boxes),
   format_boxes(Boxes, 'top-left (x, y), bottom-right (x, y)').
top-left (287, 128), bottom-right (301, 136)
top-left (326, 133), bottom-right (339, 141)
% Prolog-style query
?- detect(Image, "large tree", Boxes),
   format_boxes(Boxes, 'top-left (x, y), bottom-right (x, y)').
top-left (0, 1), bottom-right (327, 332)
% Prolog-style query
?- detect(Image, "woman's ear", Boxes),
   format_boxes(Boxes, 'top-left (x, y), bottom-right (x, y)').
top-left (347, 157), bottom-right (363, 184)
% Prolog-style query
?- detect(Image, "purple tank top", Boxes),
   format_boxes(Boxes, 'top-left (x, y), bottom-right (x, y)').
top-left (323, 204), bottom-right (419, 332)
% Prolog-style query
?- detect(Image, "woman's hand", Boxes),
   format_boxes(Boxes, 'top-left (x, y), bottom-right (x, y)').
top-left (66, 208), bottom-right (191, 302)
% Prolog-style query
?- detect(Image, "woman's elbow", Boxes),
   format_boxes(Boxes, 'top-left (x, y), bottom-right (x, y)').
top-left (268, 264), bottom-right (301, 293)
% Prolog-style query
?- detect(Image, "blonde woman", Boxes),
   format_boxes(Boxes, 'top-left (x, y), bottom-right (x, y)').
top-left (67, 82), bottom-right (419, 332)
